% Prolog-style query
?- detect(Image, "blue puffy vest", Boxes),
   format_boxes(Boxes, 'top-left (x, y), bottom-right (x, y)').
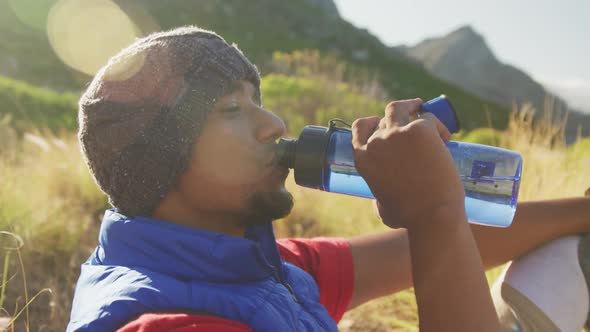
top-left (66, 209), bottom-right (339, 331)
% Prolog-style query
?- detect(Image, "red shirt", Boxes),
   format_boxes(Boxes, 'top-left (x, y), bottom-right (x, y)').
top-left (118, 237), bottom-right (354, 332)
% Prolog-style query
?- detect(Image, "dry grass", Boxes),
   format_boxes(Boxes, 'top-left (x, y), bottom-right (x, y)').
top-left (0, 128), bottom-right (106, 331)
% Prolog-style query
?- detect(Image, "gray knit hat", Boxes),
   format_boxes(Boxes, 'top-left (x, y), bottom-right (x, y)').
top-left (78, 26), bottom-right (261, 217)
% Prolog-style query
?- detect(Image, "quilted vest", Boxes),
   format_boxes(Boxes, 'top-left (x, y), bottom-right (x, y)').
top-left (66, 209), bottom-right (338, 331)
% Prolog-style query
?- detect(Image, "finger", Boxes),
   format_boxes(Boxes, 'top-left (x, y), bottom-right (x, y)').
top-left (352, 116), bottom-right (381, 148)
top-left (419, 112), bottom-right (452, 142)
top-left (377, 116), bottom-right (387, 130)
top-left (384, 98), bottom-right (423, 127)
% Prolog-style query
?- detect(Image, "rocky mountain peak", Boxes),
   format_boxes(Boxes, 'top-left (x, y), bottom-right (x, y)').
top-left (448, 25), bottom-right (480, 41)
top-left (305, 0), bottom-right (340, 18)
top-left (409, 25), bottom-right (496, 69)
top-left (402, 25), bottom-right (590, 140)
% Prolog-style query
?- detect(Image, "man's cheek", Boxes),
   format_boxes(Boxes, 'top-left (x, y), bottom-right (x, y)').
top-left (207, 163), bottom-right (259, 184)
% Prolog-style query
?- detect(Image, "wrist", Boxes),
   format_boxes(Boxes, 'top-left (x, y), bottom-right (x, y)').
top-left (406, 203), bottom-right (468, 235)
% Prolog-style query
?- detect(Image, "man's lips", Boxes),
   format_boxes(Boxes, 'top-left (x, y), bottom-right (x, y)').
top-left (264, 152), bottom-right (280, 168)
top-left (261, 151), bottom-right (290, 181)
top-left (270, 164), bottom-right (289, 177)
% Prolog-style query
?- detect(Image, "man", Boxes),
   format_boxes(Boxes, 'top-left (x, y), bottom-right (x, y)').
top-left (68, 26), bottom-right (590, 331)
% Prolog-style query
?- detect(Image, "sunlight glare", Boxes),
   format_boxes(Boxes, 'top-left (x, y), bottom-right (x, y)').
top-left (47, 0), bottom-right (140, 76)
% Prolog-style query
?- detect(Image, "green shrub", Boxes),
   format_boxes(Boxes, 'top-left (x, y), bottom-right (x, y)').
top-left (0, 75), bottom-right (78, 133)
top-left (462, 128), bottom-right (502, 146)
top-left (261, 73), bottom-right (384, 134)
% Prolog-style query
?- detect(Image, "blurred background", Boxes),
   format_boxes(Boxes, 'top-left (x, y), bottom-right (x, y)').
top-left (0, 0), bottom-right (588, 330)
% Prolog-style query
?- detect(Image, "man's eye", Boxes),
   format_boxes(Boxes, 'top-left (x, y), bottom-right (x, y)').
top-left (223, 105), bottom-right (241, 113)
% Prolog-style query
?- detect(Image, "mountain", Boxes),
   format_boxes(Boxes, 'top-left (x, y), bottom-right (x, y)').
top-left (0, 0), bottom-right (514, 131)
top-left (401, 25), bottom-right (590, 138)
top-left (305, 0), bottom-right (340, 17)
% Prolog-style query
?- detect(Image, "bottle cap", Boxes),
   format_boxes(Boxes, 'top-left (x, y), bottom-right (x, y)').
top-left (277, 126), bottom-right (332, 190)
top-left (421, 95), bottom-right (461, 134)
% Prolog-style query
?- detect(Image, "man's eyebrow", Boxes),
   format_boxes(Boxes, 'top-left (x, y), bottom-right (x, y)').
top-left (227, 81), bottom-right (260, 104)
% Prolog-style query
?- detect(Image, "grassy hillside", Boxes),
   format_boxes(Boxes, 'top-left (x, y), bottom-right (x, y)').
top-left (0, 49), bottom-right (519, 140)
top-left (0, 47), bottom-right (502, 137)
top-left (0, 0), bottom-right (509, 130)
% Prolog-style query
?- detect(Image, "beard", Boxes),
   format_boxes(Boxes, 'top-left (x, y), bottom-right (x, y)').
top-left (243, 189), bottom-right (294, 226)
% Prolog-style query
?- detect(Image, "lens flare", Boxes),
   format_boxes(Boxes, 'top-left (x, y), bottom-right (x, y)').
top-left (47, 0), bottom-right (140, 76)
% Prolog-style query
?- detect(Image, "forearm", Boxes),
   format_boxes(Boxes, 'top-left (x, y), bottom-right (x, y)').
top-left (348, 228), bottom-right (411, 307)
top-left (409, 209), bottom-right (499, 332)
top-left (348, 197), bottom-right (590, 308)
top-left (473, 197), bottom-right (590, 268)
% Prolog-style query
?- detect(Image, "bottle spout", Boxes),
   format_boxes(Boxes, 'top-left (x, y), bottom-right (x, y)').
top-left (276, 138), bottom-right (297, 169)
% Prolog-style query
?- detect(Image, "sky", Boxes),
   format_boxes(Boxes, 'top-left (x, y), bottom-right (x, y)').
top-left (333, 0), bottom-right (590, 113)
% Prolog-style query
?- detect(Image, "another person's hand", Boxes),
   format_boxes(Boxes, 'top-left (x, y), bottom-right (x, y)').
top-left (351, 98), bottom-right (464, 230)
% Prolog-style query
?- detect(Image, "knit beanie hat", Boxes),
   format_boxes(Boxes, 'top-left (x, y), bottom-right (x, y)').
top-left (78, 26), bottom-right (261, 217)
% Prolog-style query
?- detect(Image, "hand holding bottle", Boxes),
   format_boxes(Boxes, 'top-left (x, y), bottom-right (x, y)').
top-left (351, 98), bottom-right (466, 230)
top-left (278, 95), bottom-right (522, 227)
top-left (278, 96), bottom-right (503, 329)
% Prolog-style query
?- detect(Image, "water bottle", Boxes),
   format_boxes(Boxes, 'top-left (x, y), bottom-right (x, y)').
top-left (277, 95), bottom-right (523, 227)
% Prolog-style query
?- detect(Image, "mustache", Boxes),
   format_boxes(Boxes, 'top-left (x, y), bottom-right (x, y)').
top-left (261, 142), bottom-right (282, 168)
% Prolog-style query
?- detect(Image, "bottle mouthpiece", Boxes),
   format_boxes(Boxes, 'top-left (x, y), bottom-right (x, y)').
top-left (276, 138), bottom-right (297, 169)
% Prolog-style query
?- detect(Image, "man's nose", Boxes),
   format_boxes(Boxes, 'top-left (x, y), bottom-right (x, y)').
top-left (255, 108), bottom-right (286, 143)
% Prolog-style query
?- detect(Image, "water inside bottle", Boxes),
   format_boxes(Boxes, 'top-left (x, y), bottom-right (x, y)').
top-left (322, 130), bottom-right (521, 227)
top-left (326, 166), bottom-right (521, 227)
top-left (450, 141), bottom-right (522, 227)
top-left (327, 164), bottom-right (373, 198)
top-left (325, 155), bottom-right (521, 228)
top-left (462, 175), bottom-right (520, 227)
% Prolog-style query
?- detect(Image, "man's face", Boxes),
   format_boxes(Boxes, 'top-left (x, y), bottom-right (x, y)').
top-left (174, 80), bottom-right (293, 224)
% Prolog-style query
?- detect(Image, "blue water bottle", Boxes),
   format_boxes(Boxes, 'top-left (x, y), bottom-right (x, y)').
top-left (277, 95), bottom-right (523, 227)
